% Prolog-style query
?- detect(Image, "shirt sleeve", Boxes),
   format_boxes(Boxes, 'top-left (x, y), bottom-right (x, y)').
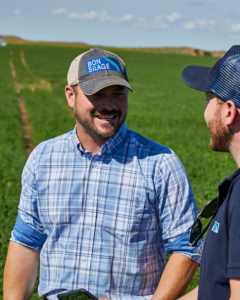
top-left (10, 147), bottom-right (47, 252)
top-left (228, 178), bottom-right (240, 278)
top-left (155, 150), bottom-right (203, 263)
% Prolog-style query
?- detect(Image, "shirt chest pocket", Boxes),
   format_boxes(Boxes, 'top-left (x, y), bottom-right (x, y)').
top-left (42, 210), bottom-right (81, 235)
top-left (102, 197), bottom-right (145, 238)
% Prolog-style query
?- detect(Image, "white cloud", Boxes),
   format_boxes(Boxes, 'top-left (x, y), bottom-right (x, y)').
top-left (199, 19), bottom-right (215, 26)
top-left (183, 19), bottom-right (215, 30)
top-left (52, 8), bottom-right (68, 15)
top-left (13, 9), bottom-right (24, 19)
top-left (98, 11), bottom-right (116, 22)
top-left (68, 11), bottom-right (97, 20)
top-left (136, 18), bottom-right (168, 29)
top-left (13, 9), bottom-right (21, 14)
top-left (231, 23), bottom-right (240, 32)
top-left (166, 12), bottom-right (182, 23)
top-left (98, 12), bottom-right (133, 22)
top-left (183, 22), bottom-right (195, 29)
top-left (134, 12), bottom-right (182, 29)
top-left (120, 14), bottom-right (133, 21)
top-left (50, 8), bottom-right (133, 23)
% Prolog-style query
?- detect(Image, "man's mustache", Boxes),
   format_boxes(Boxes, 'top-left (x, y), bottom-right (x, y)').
top-left (93, 110), bottom-right (121, 116)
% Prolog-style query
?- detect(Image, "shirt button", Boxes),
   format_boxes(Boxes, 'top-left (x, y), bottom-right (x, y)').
top-left (83, 258), bottom-right (87, 262)
top-left (86, 226), bottom-right (90, 230)
top-left (89, 194), bottom-right (93, 199)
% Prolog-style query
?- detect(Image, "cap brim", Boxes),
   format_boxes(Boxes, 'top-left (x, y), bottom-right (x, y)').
top-left (79, 76), bottom-right (133, 95)
top-left (182, 65), bottom-right (212, 92)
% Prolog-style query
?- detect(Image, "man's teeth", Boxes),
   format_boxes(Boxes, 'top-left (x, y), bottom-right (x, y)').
top-left (97, 115), bottom-right (115, 120)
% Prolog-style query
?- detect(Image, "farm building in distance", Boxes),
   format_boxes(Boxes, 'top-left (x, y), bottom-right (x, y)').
top-left (0, 36), bottom-right (7, 46)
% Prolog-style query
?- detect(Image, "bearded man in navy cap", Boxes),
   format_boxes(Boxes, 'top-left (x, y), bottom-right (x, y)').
top-left (180, 45), bottom-right (240, 300)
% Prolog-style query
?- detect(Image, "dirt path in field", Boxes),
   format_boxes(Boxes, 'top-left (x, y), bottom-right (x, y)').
top-left (20, 51), bottom-right (74, 117)
top-left (20, 51), bottom-right (51, 91)
top-left (9, 51), bottom-right (34, 155)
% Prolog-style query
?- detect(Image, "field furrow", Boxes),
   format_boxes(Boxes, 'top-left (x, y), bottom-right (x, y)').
top-left (20, 49), bottom-right (74, 118)
top-left (9, 51), bottom-right (33, 155)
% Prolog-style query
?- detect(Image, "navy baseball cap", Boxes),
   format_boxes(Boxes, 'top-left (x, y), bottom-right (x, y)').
top-left (67, 48), bottom-right (133, 95)
top-left (182, 45), bottom-right (240, 107)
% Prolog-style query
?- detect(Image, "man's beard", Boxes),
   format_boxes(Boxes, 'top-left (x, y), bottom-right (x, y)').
top-left (208, 107), bottom-right (233, 152)
top-left (74, 109), bottom-right (127, 140)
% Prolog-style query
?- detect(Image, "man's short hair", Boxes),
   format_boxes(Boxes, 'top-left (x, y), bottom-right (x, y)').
top-left (71, 84), bottom-right (78, 96)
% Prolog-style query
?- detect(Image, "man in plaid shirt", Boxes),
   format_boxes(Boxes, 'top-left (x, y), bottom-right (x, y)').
top-left (4, 49), bottom-right (202, 300)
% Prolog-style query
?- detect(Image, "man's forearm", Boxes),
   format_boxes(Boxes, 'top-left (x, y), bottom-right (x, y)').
top-left (229, 278), bottom-right (240, 300)
top-left (3, 241), bottom-right (40, 300)
top-left (177, 286), bottom-right (198, 300)
top-left (151, 253), bottom-right (199, 300)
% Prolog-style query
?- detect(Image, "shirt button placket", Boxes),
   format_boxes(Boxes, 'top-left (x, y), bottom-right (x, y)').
top-left (87, 156), bottom-right (102, 289)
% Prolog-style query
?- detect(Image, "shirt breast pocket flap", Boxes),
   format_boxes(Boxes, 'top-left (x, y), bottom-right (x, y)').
top-left (47, 211), bottom-right (80, 227)
top-left (103, 197), bottom-right (144, 238)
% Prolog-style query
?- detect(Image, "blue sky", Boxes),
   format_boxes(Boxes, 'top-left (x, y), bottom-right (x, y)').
top-left (1, 0), bottom-right (240, 51)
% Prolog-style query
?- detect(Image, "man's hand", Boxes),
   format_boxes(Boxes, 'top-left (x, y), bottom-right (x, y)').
top-left (151, 253), bottom-right (199, 300)
top-left (3, 241), bottom-right (40, 300)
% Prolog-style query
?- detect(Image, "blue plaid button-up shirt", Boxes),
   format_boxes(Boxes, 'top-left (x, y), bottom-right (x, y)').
top-left (11, 123), bottom-right (202, 300)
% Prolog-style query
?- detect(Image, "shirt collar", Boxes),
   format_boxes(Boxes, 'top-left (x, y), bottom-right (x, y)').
top-left (102, 123), bottom-right (128, 155)
top-left (218, 168), bottom-right (240, 206)
top-left (72, 126), bottom-right (82, 151)
top-left (72, 123), bottom-right (128, 156)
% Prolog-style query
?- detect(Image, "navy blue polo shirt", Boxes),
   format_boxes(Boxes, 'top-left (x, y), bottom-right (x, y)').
top-left (198, 168), bottom-right (240, 300)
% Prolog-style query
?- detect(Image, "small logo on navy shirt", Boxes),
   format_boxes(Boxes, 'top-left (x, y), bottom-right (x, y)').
top-left (212, 221), bottom-right (220, 233)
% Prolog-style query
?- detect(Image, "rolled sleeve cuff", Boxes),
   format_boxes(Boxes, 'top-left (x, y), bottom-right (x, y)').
top-left (228, 264), bottom-right (240, 278)
top-left (10, 214), bottom-right (47, 252)
top-left (165, 228), bottom-right (204, 264)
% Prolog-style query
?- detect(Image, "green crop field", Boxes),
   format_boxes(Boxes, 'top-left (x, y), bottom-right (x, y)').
top-left (0, 44), bottom-right (237, 299)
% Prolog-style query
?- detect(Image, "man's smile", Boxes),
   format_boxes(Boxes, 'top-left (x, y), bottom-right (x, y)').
top-left (93, 111), bottom-right (120, 122)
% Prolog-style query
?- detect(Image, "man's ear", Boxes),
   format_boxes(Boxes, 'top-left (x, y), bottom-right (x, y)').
top-left (65, 85), bottom-right (75, 108)
top-left (224, 100), bottom-right (237, 126)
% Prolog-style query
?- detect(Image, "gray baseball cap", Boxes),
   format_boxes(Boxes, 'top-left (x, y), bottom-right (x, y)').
top-left (67, 48), bottom-right (133, 95)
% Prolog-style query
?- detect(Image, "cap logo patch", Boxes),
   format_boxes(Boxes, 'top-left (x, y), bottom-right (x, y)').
top-left (86, 57), bottom-right (123, 74)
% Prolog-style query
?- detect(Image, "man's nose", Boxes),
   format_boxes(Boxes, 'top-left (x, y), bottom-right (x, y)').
top-left (100, 95), bottom-right (116, 109)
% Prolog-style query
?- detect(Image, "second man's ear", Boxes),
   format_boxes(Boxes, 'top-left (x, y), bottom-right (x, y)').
top-left (225, 100), bottom-right (237, 127)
